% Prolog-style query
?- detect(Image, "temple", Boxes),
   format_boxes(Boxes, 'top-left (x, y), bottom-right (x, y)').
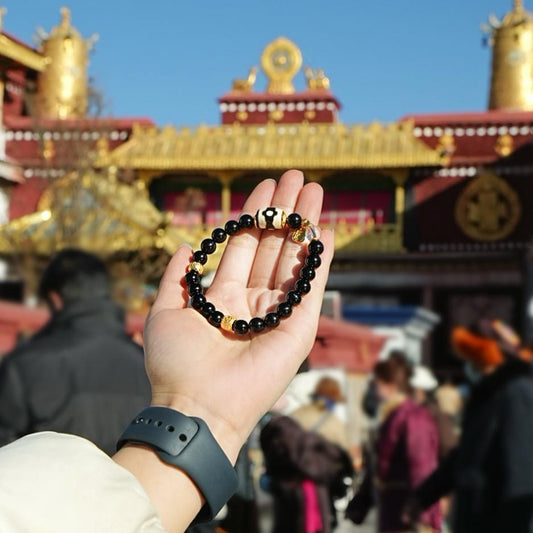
top-left (1, 3), bottom-right (533, 372)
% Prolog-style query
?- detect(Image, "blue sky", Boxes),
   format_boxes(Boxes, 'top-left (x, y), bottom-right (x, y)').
top-left (3, 0), bottom-right (515, 127)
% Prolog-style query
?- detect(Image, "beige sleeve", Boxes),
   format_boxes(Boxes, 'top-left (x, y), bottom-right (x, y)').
top-left (0, 432), bottom-right (167, 533)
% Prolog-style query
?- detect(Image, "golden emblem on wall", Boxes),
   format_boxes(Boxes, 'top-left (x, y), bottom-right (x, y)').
top-left (261, 37), bottom-right (302, 94)
top-left (455, 171), bottom-right (521, 241)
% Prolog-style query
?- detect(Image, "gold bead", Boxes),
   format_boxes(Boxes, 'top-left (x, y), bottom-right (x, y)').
top-left (187, 262), bottom-right (204, 275)
top-left (221, 315), bottom-right (236, 332)
top-left (291, 219), bottom-right (321, 244)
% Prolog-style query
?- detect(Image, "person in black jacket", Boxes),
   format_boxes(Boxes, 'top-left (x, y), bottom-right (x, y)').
top-left (411, 319), bottom-right (533, 533)
top-left (0, 249), bottom-right (151, 455)
top-left (260, 415), bottom-right (353, 533)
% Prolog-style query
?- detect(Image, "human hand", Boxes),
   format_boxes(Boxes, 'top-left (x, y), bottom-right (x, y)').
top-left (144, 170), bottom-right (334, 462)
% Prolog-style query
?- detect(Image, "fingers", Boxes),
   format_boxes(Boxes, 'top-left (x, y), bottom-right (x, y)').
top-left (211, 178), bottom-right (276, 288)
top-left (151, 245), bottom-right (192, 315)
top-left (254, 228), bottom-right (335, 379)
top-left (248, 170), bottom-right (305, 289)
top-left (283, 227), bottom-right (334, 352)
top-left (273, 181), bottom-right (324, 291)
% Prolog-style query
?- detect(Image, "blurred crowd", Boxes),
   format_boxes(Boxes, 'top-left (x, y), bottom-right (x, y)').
top-left (2, 249), bottom-right (533, 533)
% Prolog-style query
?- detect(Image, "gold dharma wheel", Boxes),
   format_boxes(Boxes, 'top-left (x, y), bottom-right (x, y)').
top-left (261, 37), bottom-right (302, 94)
top-left (455, 171), bottom-right (521, 241)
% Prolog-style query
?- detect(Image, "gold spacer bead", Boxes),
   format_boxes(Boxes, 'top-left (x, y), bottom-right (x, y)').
top-left (221, 315), bottom-right (236, 332)
top-left (281, 211), bottom-right (287, 228)
top-left (187, 262), bottom-right (204, 275)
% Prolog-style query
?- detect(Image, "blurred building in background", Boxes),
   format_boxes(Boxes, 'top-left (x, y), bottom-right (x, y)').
top-left (0, 2), bottom-right (532, 373)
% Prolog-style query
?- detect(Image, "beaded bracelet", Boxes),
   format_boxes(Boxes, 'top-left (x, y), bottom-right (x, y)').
top-left (184, 207), bottom-right (324, 336)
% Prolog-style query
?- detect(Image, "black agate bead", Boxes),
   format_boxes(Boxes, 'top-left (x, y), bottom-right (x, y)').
top-left (200, 302), bottom-right (216, 318)
top-left (265, 312), bottom-right (280, 328)
top-left (185, 271), bottom-right (200, 285)
top-left (211, 227), bottom-right (227, 244)
top-left (295, 279), bottom-right (311, 294)
top-left (287, 291), bottom-right (302, 306)
top-left (305, 254), bottom-right (322, 269)
top-left (187, 283), bottom-right (203, 296)
top-left (191, 294), bottom-right (206, 310)
top-left (239, 214), bottom-right (255, 229)
top-left (249, 317), bottom-right (266, 333)
top-left (224, 220), bottom-right (240, 236)
top-left (286, 213), bottom-right (302, 229)
top-left (277, 302), bottom-right (293, 318)
top-left (308, 240), bottom-right (324, 255)
top-left (233, 319), bottom-right (250, 335)
top-left (193, 250), bottom-right (208, 265)
top-left (300, 266), bottom-right (316, 281)
top-left (201, 239), bottom-right (216, 254)
top-left (208, 310), bottom-right (224, 327)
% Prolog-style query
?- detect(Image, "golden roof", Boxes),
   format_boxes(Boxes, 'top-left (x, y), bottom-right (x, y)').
top-left (0, 172), bottom-right (185, 256)
top-left (97, 120), bottom-right (445, 171)
top-left (0, 9), bottom-right (48, 72)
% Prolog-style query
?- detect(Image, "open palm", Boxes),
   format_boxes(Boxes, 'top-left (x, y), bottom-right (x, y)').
top-left (144, 170), bottom-right (334, 461)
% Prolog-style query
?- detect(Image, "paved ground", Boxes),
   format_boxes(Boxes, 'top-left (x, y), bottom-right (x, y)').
top-left (336, 512), bottom-right (376, 532)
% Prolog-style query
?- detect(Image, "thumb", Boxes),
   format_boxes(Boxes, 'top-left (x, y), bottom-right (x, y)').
top-left (151, 245), bottom-right (192, 315)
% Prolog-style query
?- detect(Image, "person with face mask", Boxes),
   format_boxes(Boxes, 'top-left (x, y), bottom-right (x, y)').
top-left (347, 352), bottom-right (442, 532)
top-left (409, 319), bottom-right (533, 533)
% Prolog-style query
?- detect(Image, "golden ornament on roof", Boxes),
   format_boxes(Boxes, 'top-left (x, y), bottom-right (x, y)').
top-left (304, 67), bottom-right (330, 90)
top-left (485, 0), bottom-right (533, 110)
top-left (261, 37), bottom-right (302, 94)
top-left (232, 66), bottom-right (257, 92)
top-left (35, 7), bottom-right (98, 119)
top-left (495, 133), bottom-right (514, 157)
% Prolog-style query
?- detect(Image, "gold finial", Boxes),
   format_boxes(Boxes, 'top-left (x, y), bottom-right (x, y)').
top-left (304, 67), bottom-right (330, 90)
top-left (0, 7), bottom-right (7, 32)
top-left (486, 0), bottom-right (533, 110)
top-left (261, 37), bottom-right (302, 94)
top-left (232, 66), bottom-right (257, 92)
top-left (35, 7), bottom-right (90, 119)
top-left (60, 6), bottom-right (71, 28)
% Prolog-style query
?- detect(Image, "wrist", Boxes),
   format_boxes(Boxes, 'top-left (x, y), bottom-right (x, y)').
top-left (150, 393), bottom-right (243, 464)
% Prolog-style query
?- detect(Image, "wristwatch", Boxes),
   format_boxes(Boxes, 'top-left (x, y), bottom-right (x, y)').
top-left (117, 406), bottom-right (238, 521)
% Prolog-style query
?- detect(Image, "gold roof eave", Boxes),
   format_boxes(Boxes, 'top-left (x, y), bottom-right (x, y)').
top-left (0, 172), bottom-right (184, 257)
top-left (96, 121), bottom-right (446, 172)
top-left (0, 33), bottom-right (49, 71)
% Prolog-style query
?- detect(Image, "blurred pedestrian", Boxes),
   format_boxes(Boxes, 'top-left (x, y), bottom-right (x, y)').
top-left (412, 319), bottom-right (533, 533)
top-left (410, 365), bottom-right (458, 459)
top-left (0, 249), bottom-right (151, 455)
top-left (291, 376), bottom-right (348, 449)
top-left (260, 415), bottom-right (353, 533)
top-left (434, 376), bottom-right (463, 424)
top-left (347, 353), bottom-right (442, 532)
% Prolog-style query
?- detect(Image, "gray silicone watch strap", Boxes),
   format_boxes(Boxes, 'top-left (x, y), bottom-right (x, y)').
top-left (117, 406), bottom-right (238, 521)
